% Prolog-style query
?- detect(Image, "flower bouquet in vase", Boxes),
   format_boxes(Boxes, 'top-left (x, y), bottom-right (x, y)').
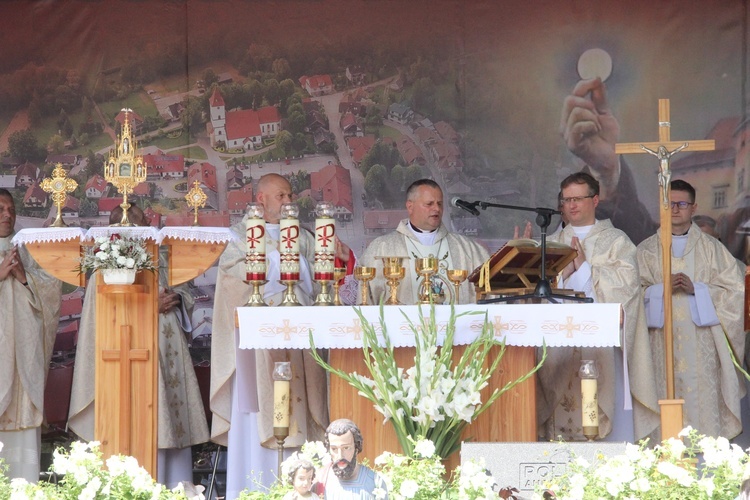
top-left (310, 304), bottom-right (546, 461)
top-left (79, 233), bottom-right (156, 285)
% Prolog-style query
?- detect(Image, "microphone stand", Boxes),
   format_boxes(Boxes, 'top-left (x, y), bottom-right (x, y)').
top-left (472, 201), bottom-right (593, 304)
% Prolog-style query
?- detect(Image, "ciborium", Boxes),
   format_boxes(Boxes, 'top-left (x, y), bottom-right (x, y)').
top-left (379, 256), bottom-right (405, 305)
top-left (446, 269), bottom-right (468, 305)
top-left (353, 266), bottom-right (376, 305)
top-left (332, 267), bottom-right (347, 306)
top-left (415, 256), bottom-right (440, 305)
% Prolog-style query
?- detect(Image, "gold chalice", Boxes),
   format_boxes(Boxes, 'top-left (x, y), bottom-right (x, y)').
top-left (379, 257), bottom-right (405, 305)
top-left (415, 256), bottom-right (439, 304)
top-left (446, 269), bottom-right (468, 305)
top-left (353, 266), bottom-right (376, 305)
top-left (332, 267), bottom-right (347, 306)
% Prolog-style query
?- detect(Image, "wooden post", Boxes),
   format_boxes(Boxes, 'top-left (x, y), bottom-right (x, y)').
top-left (615, 99), bottom-right (715, 439)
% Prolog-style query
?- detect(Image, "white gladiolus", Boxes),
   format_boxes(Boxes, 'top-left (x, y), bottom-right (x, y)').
top-left (413, 439), bottom-right (436, 458)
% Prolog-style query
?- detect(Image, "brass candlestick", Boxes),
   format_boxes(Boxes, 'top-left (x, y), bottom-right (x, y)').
top-left (415, 256), bottom-right (439, 305)
top-left (40, 163), bottom-right (77, 228)
top-left (105, 108), bottom-right (147, 226)
top-left (332, 267), bottom-right (347, 306)
top-left (380, 256), bottom-right (405, 305)
top-left (446, 269), bottom-right (468, 305)
top-left (245, 279), bottom-right (268, 306)
top-left (353, 266), bottom-right (376, 305)
top-left (280, 280), bottom-right (301, 306)
top-left (314, 279), bottom-right (334, 306)
top-left (185, 180), bottom-right (207, 226)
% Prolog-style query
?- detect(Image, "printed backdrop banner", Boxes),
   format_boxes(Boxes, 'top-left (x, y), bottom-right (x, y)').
top-left (0, 0), bottom-right (745, 341)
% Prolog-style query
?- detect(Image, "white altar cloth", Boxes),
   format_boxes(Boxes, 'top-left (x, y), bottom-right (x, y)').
top-left (236, 303), bottom-right (622, 350)
top-left (12, 226), bottom-right (236, 245)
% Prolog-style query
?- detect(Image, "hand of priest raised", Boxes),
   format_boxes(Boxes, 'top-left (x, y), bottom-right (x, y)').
top-left (571, 237), bottom-right (587, 269)
top-left (335, 237), bottom-right (351, 263)
top-left (560, 77), bottom-right (621, 199)
top-left (513, 221), bottom-right (533, 239)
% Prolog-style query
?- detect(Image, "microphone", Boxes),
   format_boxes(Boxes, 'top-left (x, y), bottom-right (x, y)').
top-left (450, 197), bottom-right (480, 216)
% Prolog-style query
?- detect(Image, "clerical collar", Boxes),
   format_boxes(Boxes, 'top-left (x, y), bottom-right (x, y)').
top-left (571, 223), bottom-right (594, 240)
top-left (408, 222), bottom-right (437, 246)
top-left (672, 227), bottom-right (690, 237)
top-left (409, 221), bottom-right (436, 234)
top-left (672, 232), bottom-right (689, 258)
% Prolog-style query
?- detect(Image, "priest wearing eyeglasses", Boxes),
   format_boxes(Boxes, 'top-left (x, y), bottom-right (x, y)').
top-left (538, 172), bottom-right (660, 444)
top-left (637, 179), bottom-right (745, 439)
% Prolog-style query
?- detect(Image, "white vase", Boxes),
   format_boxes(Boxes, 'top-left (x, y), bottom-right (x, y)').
top-left (101, 268), bottom-right (137, 285)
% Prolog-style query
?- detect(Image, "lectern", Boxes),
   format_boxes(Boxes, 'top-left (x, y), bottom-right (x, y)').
top-left (15, 226), bottom-right (233, 477)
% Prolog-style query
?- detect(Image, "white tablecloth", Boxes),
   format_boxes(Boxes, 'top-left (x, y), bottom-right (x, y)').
top-left (237, 303), bottom-right (622, 350)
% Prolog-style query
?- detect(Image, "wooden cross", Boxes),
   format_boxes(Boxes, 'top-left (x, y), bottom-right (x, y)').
top-left (615, 98), bottom-right (715, 439)
top-left (101, 325), bottom-right (150, 455)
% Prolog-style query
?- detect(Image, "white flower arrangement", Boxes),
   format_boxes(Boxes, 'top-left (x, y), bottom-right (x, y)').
top-left (537, 427), bottom-right (750, 500)
top-left (310, 304), bottom-right (546, 459)
top-left (79, 233), bottom-right (156, 274)
top-left (239, 437), bottom-right (497, 500)
top-left (0, 441), bottom-right (202, 499)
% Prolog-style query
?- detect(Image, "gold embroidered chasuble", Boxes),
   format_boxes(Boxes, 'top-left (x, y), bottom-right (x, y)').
top-left (637, 223), bottom-right (745, 438)
top-left (540, 219), bottom-right (660, 441)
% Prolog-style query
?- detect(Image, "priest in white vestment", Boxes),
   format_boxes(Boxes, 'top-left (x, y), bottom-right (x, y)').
top-left (637, 180), bottom-right (745, 439)
top-left (68, 205), bottom-right (209, 487)
top-left (540, 173), bottom-right (660, 442)
top-left (210, 173), bottom-right (356, 499)
top-left (361, 179), bottom-right (489, 305)
top-left (0, 189), bottom-right (61, 482)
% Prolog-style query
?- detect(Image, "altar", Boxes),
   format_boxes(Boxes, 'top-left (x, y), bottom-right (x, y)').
top-left (236, 302), bottom-right (621, 464)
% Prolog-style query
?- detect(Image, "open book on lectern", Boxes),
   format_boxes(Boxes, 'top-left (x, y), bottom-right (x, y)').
top-left (467, 238), bottom-right (577, 293)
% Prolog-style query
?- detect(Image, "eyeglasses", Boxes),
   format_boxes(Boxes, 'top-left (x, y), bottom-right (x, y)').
top-left (560, 195), bottom-right (595, 205)
top-left (670, 201), bottom-right (694, 210)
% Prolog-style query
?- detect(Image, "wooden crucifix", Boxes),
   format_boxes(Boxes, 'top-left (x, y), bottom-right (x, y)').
top-left (615, 98), bottom-right (715, 440)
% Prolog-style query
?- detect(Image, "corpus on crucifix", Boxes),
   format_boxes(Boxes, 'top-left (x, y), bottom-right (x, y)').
top-left (615, 98), bottom-right (715, 440)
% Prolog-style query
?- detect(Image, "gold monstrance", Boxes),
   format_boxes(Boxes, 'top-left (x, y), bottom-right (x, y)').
top-left (41, 163), bottom-right (77, 227)
top-left (185, 180), bottom-right (207, 226)
top-left (105, 109), bottom-right (146, 226)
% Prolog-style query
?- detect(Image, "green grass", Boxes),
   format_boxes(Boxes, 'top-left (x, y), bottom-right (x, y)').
top-left (33, 108), bottom-right (114, 156)
top-left (98, 95), bottom-right (159, 125)
top-left (168, 145), bottom-right (208, 160)
top-left (373, 125), bottom-right (402, 139)
top-left (142, 134), bottom-right (191, 152)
